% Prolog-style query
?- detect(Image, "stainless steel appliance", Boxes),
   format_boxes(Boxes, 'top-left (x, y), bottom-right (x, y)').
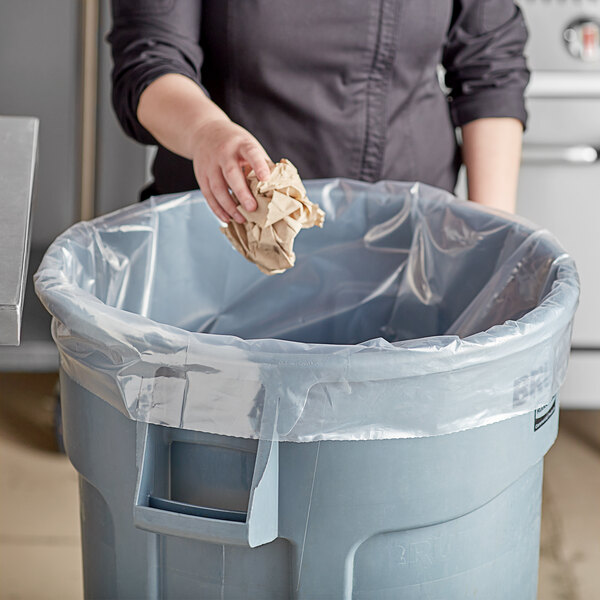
top-left (0, 0), bottom-right (147, 370)
top-left (517, 0), bottom-right (600, 408)
top-left (0, 117), bottom-right (38, 346)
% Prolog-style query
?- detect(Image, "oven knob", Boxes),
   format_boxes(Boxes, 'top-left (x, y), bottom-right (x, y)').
top-left (564, 18), bottom-right (600, 62)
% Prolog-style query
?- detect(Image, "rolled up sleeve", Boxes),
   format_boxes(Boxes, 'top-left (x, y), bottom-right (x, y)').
top-left (442, 0), bottom-right (530, 129)
top-left (107, 0), bottom-right (204, 144)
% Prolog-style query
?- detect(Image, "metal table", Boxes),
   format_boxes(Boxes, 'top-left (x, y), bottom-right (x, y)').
top-left (0, 115), bottom-right (57, 370)
top-left (0, 116), bottom-right (38, 346)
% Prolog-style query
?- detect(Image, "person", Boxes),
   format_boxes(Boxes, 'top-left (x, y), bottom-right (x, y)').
top-left (108, 0), bottom-right (529, 222)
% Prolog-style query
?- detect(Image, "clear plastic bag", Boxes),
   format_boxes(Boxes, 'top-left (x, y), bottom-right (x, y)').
top-left (34, 179), bottom-right (579, 440)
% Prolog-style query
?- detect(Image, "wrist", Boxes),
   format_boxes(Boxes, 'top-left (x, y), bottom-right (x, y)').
top-left (187, 114), bottom-right (230, 157)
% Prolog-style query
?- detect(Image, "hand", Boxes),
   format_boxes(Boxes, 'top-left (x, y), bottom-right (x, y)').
top-left (190, 119), bottom-right (272, 223)
top-left (136, 74), bottom-right (273, 222)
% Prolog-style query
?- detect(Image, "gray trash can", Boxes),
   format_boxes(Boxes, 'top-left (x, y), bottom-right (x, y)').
top-left (35, 179), bottom-right (579, 600)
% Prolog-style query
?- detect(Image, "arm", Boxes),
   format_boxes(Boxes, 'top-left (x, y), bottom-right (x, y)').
top-left (461, 118), bottom-right (523, 213)
top-left (443, 1), bottom-right (530, 214)
top-left (108, 0), bottom-right (270, 223)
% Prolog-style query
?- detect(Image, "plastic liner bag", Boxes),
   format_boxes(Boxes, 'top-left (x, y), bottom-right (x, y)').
top-left (34, 179), bottom-right (579, 441)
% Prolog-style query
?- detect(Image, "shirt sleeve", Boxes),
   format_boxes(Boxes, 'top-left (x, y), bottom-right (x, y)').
top-left (107, 0), bottom-right (205, 144)
top-left (442, 0), bottom-right (530, 129)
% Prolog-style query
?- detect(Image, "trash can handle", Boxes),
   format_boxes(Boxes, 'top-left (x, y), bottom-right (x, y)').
top-left (133, 422), bottom-right (279, 548)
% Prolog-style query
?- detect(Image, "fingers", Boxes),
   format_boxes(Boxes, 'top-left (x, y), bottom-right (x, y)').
top-left (201, 183), bottom-right (231, 224)
top-left (239, 143), bottom-right (272, 181)
top-left (198, 173), bottom-right (237, 224)
top-left (209, 171), bottom-right (246, 223)
top-left (222, 161), bottom-right (257, 212)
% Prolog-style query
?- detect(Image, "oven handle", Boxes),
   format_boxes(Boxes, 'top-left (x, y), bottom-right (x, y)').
top-left (522, 144), bottom-right (599, 165)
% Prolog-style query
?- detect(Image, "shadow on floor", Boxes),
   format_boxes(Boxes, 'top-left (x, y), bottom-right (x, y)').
top-left (0, 372), bottom-right (60, 453)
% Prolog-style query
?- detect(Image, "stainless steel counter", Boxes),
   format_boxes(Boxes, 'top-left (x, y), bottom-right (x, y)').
top-left (0, 116), bottom-right (39, 345)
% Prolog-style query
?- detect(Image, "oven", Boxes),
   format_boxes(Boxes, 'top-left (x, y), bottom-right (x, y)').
top-left (517, 0), bottom-right (600, 408)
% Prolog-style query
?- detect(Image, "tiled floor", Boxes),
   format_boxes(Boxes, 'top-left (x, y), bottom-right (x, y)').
top-left (0, 372), bottom-right (599, 600)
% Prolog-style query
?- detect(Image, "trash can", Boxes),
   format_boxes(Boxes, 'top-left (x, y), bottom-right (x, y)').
top-left (35, 179), bottom-right (579, 600)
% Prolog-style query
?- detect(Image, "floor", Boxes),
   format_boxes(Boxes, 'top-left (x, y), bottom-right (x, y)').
top-left (0, 373), bottom-right (599, 600)
top-left (0, 374), bottom-right (81, 600)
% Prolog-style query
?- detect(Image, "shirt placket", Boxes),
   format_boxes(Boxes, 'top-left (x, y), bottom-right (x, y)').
top-left (359, 0), bottom-right (400, 182)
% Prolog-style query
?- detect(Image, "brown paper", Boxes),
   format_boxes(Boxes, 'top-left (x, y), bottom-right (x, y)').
top-left (221, 158), bottom-right (325, 275)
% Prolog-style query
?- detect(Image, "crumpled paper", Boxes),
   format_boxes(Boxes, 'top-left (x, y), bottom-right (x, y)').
top-left (221, 158), bottom-right (325, 274)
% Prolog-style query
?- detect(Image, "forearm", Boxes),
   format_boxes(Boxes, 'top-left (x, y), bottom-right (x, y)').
top-left (461, 118), bottom-right (523, 214)
top-left (137, 73), bottom-right (229, 159)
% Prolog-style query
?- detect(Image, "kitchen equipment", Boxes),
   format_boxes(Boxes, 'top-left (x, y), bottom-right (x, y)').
top-left (0, 116), bottom-right (38, 346)
top-left (517, 0), bottom-right (600, 408)
top-left (0, 0), bottom-right (147, 370)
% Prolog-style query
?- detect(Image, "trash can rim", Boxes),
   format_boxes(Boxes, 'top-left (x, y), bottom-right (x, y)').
top-left (38, 258), bottom-right (578, 380)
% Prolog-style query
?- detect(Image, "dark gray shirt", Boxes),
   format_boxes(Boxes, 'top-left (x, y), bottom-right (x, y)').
top-left (109, 0), bottom-right (529, 195)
